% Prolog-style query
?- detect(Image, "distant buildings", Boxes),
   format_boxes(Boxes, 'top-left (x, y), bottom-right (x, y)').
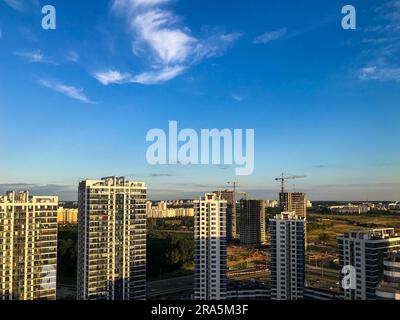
top-left (329, 203), bottom-right (369, 214)
top-left (270, 211), bottom-right (306, 300)
top-left (388, 202), bottom-right (400, 212)
top-left (0, 191), bottom-right (58, 300)
top-left (57, 207), bottom-right (78, 225)
top-left (376, 252), bottom-right (400, 300)
top-left (279, 192), bottom-right (307, 219)
top-left (77, 177), bottom-right (147, 300)
top-left (146, 201), bottom-right (194, 218)
top-left (165, 199), bottom-right (195, 207)
top-left (265, 199), bottom-right (278, 208)
top-left (239, 200), bottom-right (266, 245)
top-left (326, 202), bottom-right (400, 214)
top-left (366, 203), bottom-right (388, 212)
top-left (338, 228), bottom-right (400, 300)
top-left (194, 193), bottom-right (227, 300)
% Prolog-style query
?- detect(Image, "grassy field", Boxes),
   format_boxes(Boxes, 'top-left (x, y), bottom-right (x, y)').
top-left (307, 212), bottom-right (400, 248)
top-left (228, 246), bottom-right (268, 270)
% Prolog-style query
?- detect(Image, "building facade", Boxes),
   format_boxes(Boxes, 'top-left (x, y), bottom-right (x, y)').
top-left (338, 229), bottom-right (400, 300)
top-left (194, 193), bottom-right (227, 300)
top-left (376, 252), bottom-right (400, 300)
top-left (269, 211), bottom-right (305, 300)
top-left (239, 200), bottom-right (266, 245)
top-left (0, 191), bottom-right (58, 300)
top-left (279, 192), bottom-right (307, 219)
top-left (214, 190), bottom-right (237, 242)
top-left (77, 177), bottom-right (147, 300)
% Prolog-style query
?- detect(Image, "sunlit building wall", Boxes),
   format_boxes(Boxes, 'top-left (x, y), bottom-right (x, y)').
top-left (0, 191), bottom-right (58, 300)
top-left (77, 177), bottom-right (147, 300)
top-left (194, 193), bottom-right (227, 300)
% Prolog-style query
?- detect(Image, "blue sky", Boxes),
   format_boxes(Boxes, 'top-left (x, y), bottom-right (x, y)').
top-left (0, 0), bottom-right (399, 201)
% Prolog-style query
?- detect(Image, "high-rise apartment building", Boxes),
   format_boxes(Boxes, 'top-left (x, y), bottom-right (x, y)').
top-left (194, 193), bottom-right (227, 300)
top-left (338, 229), bottom-right (400, 300)
top-left (279, 192), bottom-right (307, 219)
top-left (239, 200), bottom-right (266, 245)
top-left (376, 252), bottom-right (400, 300)
top-left (270, 211), bottom-right (305, 300)
top-left (0, 191), bottom-right (58, 300)
top-left (77, 177), bottom-right (147, 300)
top-left (214, 190), bottom-right (237, 242)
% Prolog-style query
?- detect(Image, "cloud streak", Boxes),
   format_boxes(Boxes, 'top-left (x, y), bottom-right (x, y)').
top-left (359, 65), bottom-right (400, 81)
top-left (3, 0), bottom-right (24, 11)
top-left (66, 50), bottom-right (80, 63)
top-left (15, 50), bottom-right (49, 63)
top-left (253, 28), bottom-right (287, 44)
top-left (39, 79), bottom-right (95, 104)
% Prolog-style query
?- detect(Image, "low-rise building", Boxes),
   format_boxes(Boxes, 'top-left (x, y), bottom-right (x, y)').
top-left (147, 201), bottom-right (194, 218)
top-left (329, 203), bottom-right (369, 214)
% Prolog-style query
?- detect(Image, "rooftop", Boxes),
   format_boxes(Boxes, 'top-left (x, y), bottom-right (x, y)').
top-left (341, 228), bottom-right (399, 240)
top-left (0, 191), bottom-right (58, 204)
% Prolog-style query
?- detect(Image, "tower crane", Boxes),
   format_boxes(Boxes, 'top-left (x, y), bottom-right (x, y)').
top-left (275, 174), bottom-right (306, 193)
top-left (227, 181), bottom-right (239, 203)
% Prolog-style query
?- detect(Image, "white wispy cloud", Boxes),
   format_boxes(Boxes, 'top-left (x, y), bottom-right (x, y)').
top-left (94, 0), bottom-right (241, 85)
top-left (112, 0), bottom-right (170, 10)
top-left (3, 0), bottom-right (24, 11)
top-left (359, 65), bottom-right (400, 81)
top-left (39, 79), bottom-right (95, 104)
top-left (357, 1), bottom-right (400, 83)
top-left (94, 65), bottom-right (185, 85)
top-left (253, 28), bottom-right (287, 44)
top-left (66, 50), bottom-right (79, 63)
top-left (131, 65), bottom-right (186, 84)
top-left (15, 50), bottom-right (44, 62)
top-left (132, 9), bottom-right (197, 65)
top-left (193, 33), bottom-right (242, 60)
top-left (15, 50), bottom-right (56, 64)
top-left (94, 70), bottom-right (131, 85)
top-left (231, 94), bottom-right (243, 102)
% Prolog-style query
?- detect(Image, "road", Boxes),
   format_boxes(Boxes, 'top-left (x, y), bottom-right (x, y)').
top-left (306, 264), bottom-right (338, 278)
top-left (147, 275), bottom-right (194, 299)
top-left (59, 266), bottom-right (334, 299)
top-left (147, 269), bottom-right (270, 299)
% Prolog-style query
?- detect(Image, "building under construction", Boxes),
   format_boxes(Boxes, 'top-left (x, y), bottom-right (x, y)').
top-left (239, 199), bottom-right (266, 245)
top-left (279, 192), bottom-right (307, 219)
top-left (214, 189), bottom-right (237, 242)
top-left (275, 174), bottom-right (307, 219)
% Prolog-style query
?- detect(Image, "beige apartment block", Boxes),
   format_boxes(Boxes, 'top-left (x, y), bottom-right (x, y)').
top-left (77, 177), bottom-right (147, 300)
top-left (0, 191), bottom-right (58, 300)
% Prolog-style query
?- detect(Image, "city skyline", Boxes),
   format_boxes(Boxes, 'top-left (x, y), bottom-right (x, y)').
top-left (2, 177), bottom-right (400, 301)
top-left (1, 0), bottom-right (400, 201)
